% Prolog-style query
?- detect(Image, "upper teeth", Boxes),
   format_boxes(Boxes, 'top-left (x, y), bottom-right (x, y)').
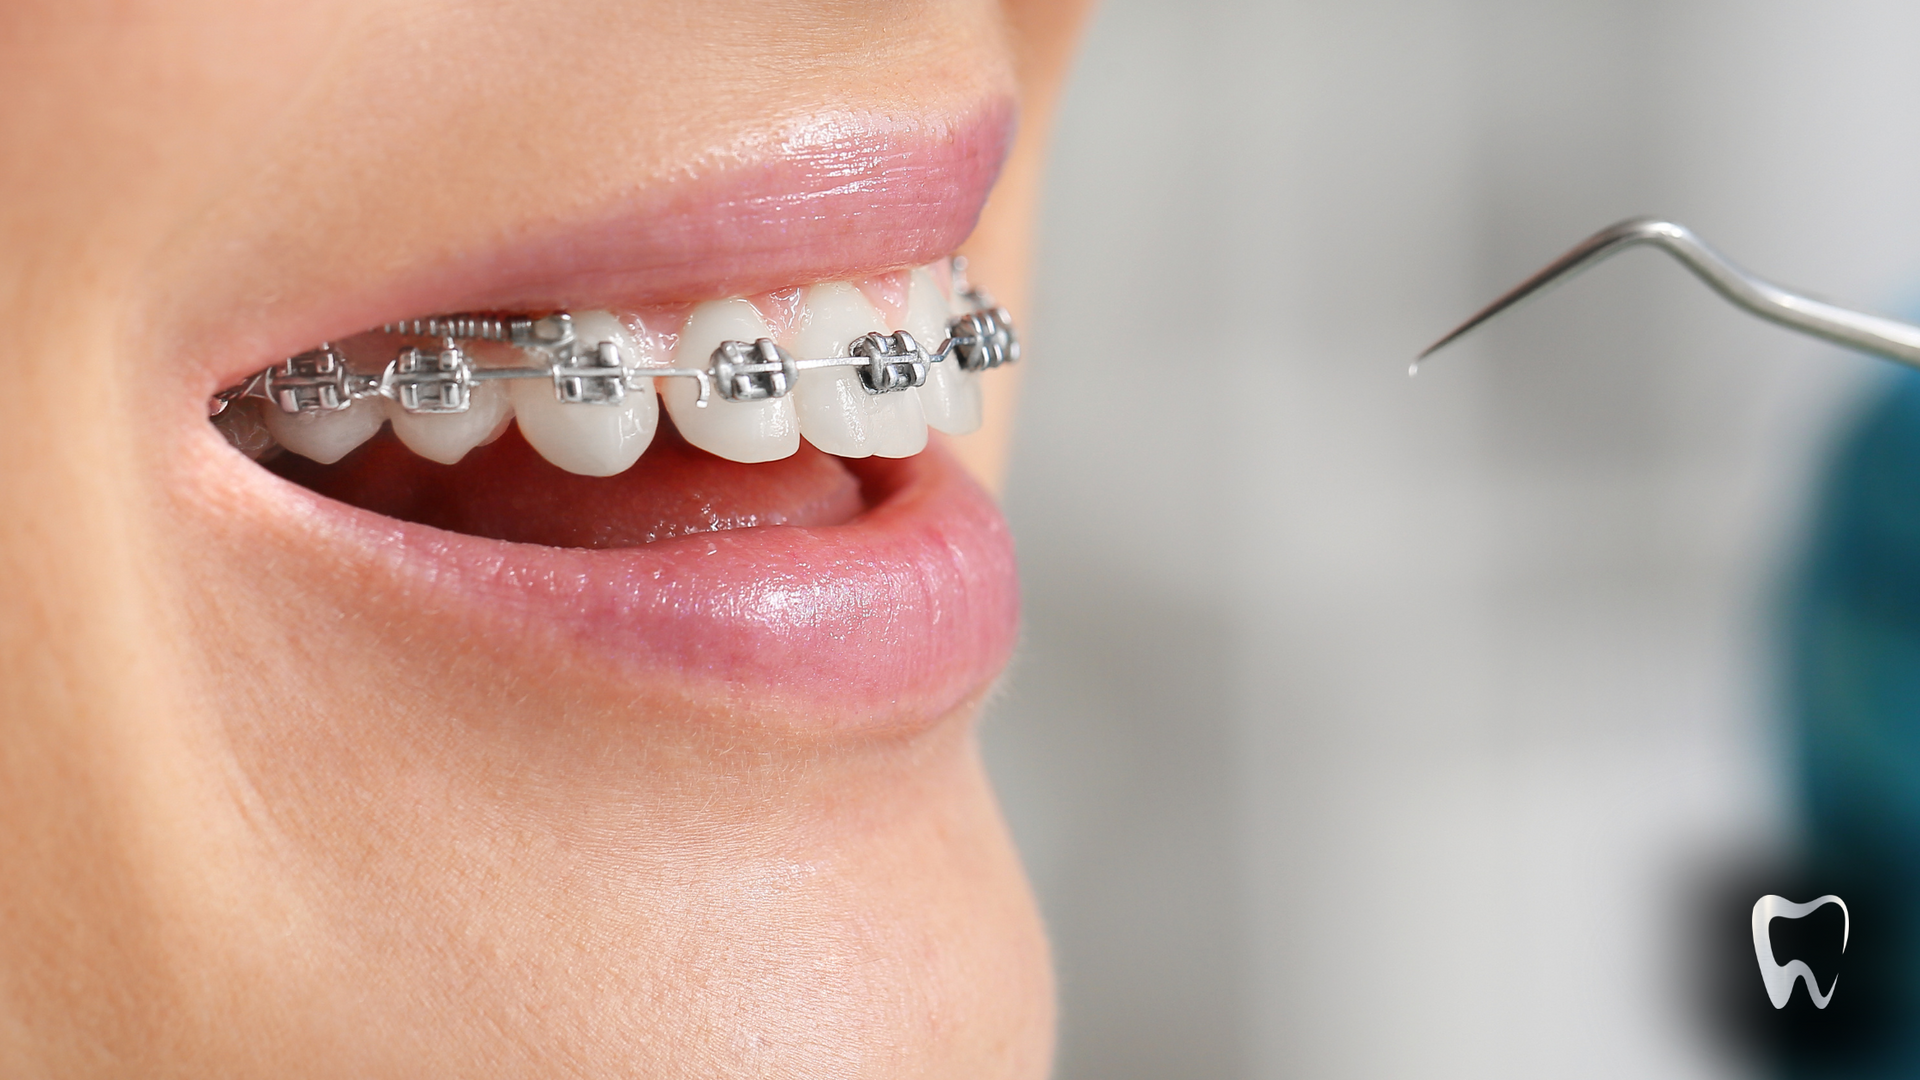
top-left (213, 259), bottom-right (1015, 475)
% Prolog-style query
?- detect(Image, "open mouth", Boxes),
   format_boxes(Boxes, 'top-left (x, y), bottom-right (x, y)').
top-left (189, 113), bottom-right (1028, 734)
top-left (212, 260), bottom-right (1012, 549)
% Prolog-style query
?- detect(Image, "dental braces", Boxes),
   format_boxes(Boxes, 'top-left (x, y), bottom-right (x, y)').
top-left (210, 286), bottom-right (1019, 420)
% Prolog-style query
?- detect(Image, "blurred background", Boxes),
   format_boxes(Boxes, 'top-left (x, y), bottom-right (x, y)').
top-left (982, 1), bottom-right (1920, 1077)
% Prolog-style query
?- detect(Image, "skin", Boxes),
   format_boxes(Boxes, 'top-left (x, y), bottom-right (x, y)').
top-left (0, 1), bottom-right (1093, 1076)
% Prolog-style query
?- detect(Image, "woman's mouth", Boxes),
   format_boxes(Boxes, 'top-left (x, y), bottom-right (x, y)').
top-left (217, 258), bottom-right (1011, 546)
top-left (184, 108), bottom-right (1026, 738)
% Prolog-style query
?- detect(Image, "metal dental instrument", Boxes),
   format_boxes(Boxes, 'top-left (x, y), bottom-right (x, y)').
top-left (210, 279), bottom-right (1018, 421)
top-left (1415, 217), bottom-right (1920, 371)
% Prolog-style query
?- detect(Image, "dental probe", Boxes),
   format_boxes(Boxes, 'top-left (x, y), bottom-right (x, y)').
top-left (1415, 217), bottom-right (1920, 372)
top-left (210, 287), bottom-right (1018, 419)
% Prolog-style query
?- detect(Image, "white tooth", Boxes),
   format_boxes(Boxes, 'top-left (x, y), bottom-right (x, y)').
top-left (213, 399), bottom-right (276, 460)
top-left (510, 311), bottom-right (657, 477)
top-left (262, 399), bottom-right (385, 464)
top-left (790, 281), bottom-right (927, 459)
top-left (905, 267), bottom-right (982, 436)
top-left (477, 409), bottom-right (514, 446)
top-left (664, 299), bottom-right (800, 463)
top-left (387, 382), bottom-right (511, 465)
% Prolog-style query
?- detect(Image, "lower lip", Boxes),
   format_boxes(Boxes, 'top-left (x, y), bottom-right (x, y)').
top-left (264, 439), bottom-right (1020, 735)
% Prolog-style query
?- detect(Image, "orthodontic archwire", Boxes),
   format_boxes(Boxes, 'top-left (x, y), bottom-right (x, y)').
top-left (1416, 216), bottom-right (1920, 372)
top-left (210, 270), bottom-right (1019, 421)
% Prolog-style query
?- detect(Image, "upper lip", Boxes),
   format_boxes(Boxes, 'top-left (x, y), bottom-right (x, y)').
top-left (479, 106), bottom-right (1018, 310)
top-left (180, 102), bottom-right (1017, 399)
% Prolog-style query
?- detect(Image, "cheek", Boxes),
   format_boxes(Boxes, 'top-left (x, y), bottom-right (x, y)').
top-left (183, 708), bottom-right (1051, 1078)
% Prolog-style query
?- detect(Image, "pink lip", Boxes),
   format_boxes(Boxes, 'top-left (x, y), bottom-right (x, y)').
top-left (191, 102), bottom-right (1017, 393)
top-left (480, 106), bottom-right (1019, 309)
top-left (266, 441), bottom-right (1019, 734)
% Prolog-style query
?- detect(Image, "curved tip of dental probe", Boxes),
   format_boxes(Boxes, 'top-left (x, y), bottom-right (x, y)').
top-left (1415, 216), bottom-right (1690, 364)
top-left (1419, 216), bottom-right (1920, 372)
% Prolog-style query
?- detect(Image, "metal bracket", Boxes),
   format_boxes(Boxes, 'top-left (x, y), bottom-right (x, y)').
top-left (552, 340), bottom-right (628, 405)
top-left (263, 345), bottom-right (354, 414)
top-left (386, 340), bottom-right (474, 414)
top-left (946, 305), bottom-right (1019, 373)
top-left (852, 331), bottom-right (930, 393)
top-left (710, 338), bottom-right (799, 401)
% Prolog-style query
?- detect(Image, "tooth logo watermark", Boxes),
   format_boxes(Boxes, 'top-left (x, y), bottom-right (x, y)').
top-left (1752, 894), bottom-right (1849, 1009)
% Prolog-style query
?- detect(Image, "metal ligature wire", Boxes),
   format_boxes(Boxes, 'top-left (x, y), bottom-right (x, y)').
top-left (209, 260), bottom-right (1020, 421)
top-left (1415, 217), bottom-right (1920, 372)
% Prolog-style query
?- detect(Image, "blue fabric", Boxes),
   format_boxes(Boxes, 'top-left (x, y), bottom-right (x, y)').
top-left (1789, 369), bottom-right (1920, 1075)
top-left (1795, 371), bottom-right (1920, 865)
